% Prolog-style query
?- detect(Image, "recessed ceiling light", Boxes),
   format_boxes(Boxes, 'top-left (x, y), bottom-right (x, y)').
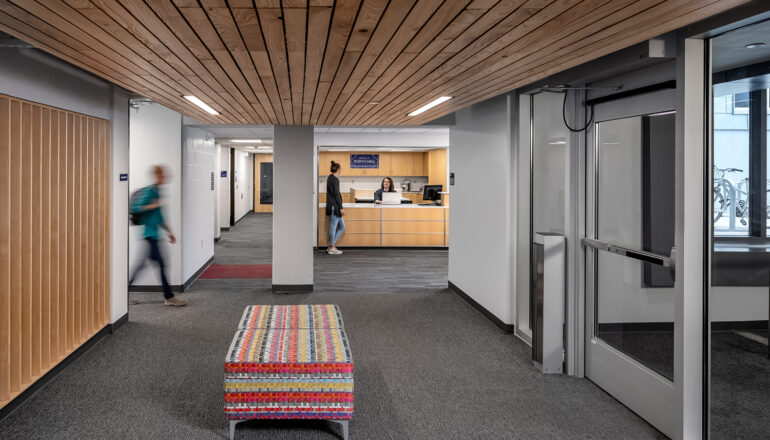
top-left (408, 96), bottom-right (452, 116)
top-left (368, 101), bottom-right (380, 105)
top-left (231, 139), bottom-right (262, 143)
top-left (182, 96), bottom-right (219, 115)
top-left (745, 42), bottom-right (766, 49)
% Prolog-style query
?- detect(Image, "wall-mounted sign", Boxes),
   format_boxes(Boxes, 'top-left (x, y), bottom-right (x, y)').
top-left (221, 170), bottom-right (227, 178)
top-left (450, 172), bottom-right (454, 186)
top-left (119, 173), bottom-right (128, 181)
top-left (350, 154), bottom-right (379, 169)
top-left (211, 172), bottom-right (215, 190)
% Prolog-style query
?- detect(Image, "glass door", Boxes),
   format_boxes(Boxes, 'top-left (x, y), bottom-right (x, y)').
top-left (584, 89), bottom-right (677, 437)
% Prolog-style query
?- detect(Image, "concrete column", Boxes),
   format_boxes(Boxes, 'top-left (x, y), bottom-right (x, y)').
top-left (272, 126), bottom-right (314, 293)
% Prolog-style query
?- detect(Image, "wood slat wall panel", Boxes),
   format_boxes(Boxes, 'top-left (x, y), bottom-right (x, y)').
top-left (0, 0), bottom-right (751, 125)
top-left (0, 94), bottom-right (111, 410)
top-left (0, 98), bottom-right (10, 403)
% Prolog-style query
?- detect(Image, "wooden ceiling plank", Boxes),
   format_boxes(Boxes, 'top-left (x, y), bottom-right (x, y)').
top-left (61, 0), bottom-right (244, 123)
top-left (255, 0), bottom-right (280, 7)
top-left (467, 0), bottom-right (499, 8)
top-left (117, 0), bottom-right (260, 122)
top-left (396, 0), bottom-right (747, 124)
top-left (343, 7), bottom-right (485, 124)
top-left (2, 0), bottom-right (226, 123)
top-left (283, 0), bottom-right (308, 8)
top-left (309, 0), bottom-right (334, 6)
top-left (257, 7), bottom-right (294, 124)
top-left (310, 0), bottom-right (361, 124)
top-left (330, 0), bottom-right (468, 125)
top-left (316, 0), bottom-right (392, 124)
top-left (12, 0), bottom-right (192, 97)
top-left (230, 8), bottom-right (287, 125)
top-left (202, 6), bottom-right (280, 123)
top-left (0, 10), bottom-right (220, 123)
top-left (359, 0), bottom-right (562, 125)
top-left (348, 0), bottom-right (519, 125)
top-left (380, 0), bottom-right (631, 124)
top-left (393, 0), bottom-right (643, 120)
top-left (283, 6), bottom-right (307, 124)
top-left (87, 1), bottom-right (250, 122)
top-left (302, 6), bottom-right (332, 124)
top-left (175, 5), bottom-right (270, 123)
top-left (139, 0), bottom-right (264, 123)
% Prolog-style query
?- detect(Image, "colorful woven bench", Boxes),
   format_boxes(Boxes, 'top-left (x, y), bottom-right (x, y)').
top-left (225, 305), bottom-right (353, 440)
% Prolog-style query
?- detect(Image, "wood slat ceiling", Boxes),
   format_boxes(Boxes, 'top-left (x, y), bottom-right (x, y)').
top-left (0, 0), bottom-right (750, 125)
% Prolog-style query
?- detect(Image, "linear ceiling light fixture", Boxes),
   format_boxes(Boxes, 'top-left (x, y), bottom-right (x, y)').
top-left (230, 139), bottom-right (262, 143)
top-left (408, 96), bottom-right (452, 116)
top-left (183, 95), bottom-right (219, 115)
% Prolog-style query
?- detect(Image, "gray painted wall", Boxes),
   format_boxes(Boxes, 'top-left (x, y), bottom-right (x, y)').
top-left (273, 126), bottom-right (314, 287)
top-left (449, 94), bottom-right (513, 324)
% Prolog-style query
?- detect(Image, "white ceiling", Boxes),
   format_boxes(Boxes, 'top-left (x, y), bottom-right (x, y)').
top-left (713, 19), bottom-right (770, 72)
top-left (183, 124), bottom-right (448, 148)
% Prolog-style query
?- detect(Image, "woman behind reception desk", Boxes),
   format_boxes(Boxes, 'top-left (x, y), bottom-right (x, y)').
top-left (374, 177), bottom-right (396, 204)
top-left (326, 161), bottom-right (345, 255)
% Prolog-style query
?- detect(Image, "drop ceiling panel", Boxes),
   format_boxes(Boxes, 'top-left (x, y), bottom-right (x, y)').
top-left (0, 0), bottom-right (750, 125)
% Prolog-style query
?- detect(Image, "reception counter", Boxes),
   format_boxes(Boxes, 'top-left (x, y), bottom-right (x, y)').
top-left (318, 203), bottom-right (448, 247)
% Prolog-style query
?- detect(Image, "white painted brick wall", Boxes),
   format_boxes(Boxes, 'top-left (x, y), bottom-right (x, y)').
top-left (182, 126), bottom-right (216, 282)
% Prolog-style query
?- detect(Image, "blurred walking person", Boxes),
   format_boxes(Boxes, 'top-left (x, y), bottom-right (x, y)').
top-left (129, 165), bottom-right (187, 306)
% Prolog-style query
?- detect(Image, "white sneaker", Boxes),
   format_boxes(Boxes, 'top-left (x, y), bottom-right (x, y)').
top-left (328, 248), bottom-right (343, 255)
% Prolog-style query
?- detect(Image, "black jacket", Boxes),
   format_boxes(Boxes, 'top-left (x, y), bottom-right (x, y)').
top-left (325, 174), bottom-right (343, 216)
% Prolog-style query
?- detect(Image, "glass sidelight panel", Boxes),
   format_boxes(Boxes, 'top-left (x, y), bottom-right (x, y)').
top-left (594, 112), bottom-right (676, 381)
top-left (710, 19), bottom-right (770, 440)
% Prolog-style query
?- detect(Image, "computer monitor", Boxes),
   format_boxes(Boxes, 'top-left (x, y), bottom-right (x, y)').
top-left (423, 185), bottom-right (442, 204)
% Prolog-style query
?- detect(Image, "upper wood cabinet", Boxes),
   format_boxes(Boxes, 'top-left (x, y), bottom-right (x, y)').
top-left (318, 151), bottom-right (435, 177)
top-left (413, 152), bottom-right (426, 175)
top-left (427, 149), bottom-right (448, 190)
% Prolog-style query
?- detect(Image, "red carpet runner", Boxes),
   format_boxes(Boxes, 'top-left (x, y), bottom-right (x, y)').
top-left (200, 264), bottom-right (272, 279)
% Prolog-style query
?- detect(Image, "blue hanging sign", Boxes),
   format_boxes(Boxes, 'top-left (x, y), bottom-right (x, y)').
top-left (350, 154), bottom-right (379, 169)
top-left (119, 173), bottom-right (128, 181)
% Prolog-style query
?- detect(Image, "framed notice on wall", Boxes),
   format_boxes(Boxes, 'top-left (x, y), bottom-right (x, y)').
top-left (350, 154), bottom-right (379, 168)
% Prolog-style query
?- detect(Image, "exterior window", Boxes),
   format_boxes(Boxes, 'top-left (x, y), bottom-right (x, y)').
top-left (713, 92), bottom-right (750, 236)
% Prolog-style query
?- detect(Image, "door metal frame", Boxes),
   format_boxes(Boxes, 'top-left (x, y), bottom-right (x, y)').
top-left (584, 87), bottom-right (678, 437)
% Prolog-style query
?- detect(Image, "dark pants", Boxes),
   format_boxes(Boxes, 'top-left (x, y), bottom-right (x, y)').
top-left (129, 238), bottom-right (174, 299)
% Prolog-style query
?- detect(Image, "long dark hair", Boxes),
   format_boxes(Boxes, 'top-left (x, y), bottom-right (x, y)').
top-left (330, 160), bottom-right (340, 173)
top-left (381, 177), bottom-right (396, 192)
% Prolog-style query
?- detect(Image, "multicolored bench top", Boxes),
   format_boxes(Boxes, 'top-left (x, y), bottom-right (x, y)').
top-left (225, 304), bottom-right (354, 429)
top-left (225, 327), bottom-right (353, 370)
top-left (237, 304), bottom-right (344, 330)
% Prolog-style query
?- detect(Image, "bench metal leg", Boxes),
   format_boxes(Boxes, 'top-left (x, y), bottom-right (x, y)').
top-left (327, 420), bottom-right (349, 440)
top-left (229, 420), bottom-right (246, 440)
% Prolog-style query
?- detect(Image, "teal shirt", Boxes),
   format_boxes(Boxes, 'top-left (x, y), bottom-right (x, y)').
top-left (141, 186), bottom-right (165, 240)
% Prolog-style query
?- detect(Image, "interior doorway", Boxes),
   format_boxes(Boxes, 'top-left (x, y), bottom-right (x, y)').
top-left (584, 89), bottom-right (677, 437)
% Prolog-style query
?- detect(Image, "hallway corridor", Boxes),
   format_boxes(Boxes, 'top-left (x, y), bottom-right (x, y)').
top-left (0, 214), bottom-right (663, 439)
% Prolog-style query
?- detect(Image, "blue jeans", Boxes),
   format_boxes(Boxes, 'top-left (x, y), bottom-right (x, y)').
top-left (329, 213), bottom-right (345, 246)
top-left (129, 238), bottom-right (174, 299)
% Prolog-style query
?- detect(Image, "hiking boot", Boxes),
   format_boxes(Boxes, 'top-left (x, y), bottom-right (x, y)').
top-left (164, 296), bottom-right (188, 307)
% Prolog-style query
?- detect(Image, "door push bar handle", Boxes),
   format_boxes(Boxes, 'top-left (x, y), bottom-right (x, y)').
top-left (582, 238), bottom-right (676, 278)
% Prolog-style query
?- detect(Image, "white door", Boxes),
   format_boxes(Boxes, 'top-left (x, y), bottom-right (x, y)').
top-left (584, 89), bottom-right (678, 437)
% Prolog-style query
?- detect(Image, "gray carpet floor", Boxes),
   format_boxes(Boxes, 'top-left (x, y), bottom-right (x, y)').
top-left (0, 213), bottom-right (665, 439)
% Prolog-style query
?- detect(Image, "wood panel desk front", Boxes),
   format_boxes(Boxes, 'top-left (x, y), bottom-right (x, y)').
top-left (318, 204), bottom-right (448, 247)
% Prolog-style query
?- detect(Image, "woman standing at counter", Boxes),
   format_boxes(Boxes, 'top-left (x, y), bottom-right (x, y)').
top-left (374, 177), bottom-right (396, 204)
top-left (326, 160), bottom-right (345, 255)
